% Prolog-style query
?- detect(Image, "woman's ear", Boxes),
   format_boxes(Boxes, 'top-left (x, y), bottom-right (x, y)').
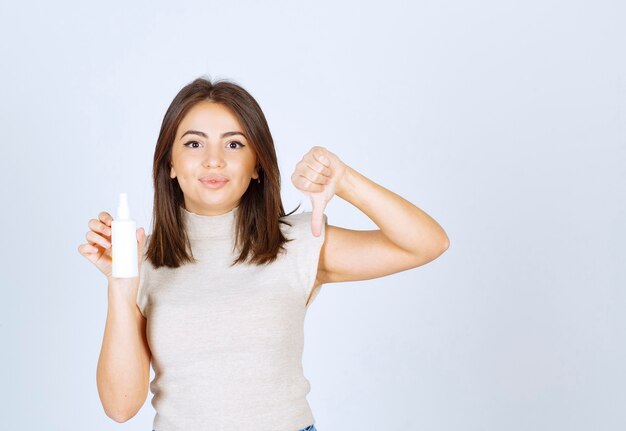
top-left (170, 165), bottom-right (177, 179)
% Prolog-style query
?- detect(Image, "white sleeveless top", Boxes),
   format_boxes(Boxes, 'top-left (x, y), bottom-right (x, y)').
top-left (136, 206), bottom-right (327, 431)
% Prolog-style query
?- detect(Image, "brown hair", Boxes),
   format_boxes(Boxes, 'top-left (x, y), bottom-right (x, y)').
top-left (146, 75), bottom-right (300, 269)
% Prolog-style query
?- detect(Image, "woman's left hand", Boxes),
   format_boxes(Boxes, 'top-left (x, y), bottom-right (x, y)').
top-left (291, 146), bottom-right (347, 237)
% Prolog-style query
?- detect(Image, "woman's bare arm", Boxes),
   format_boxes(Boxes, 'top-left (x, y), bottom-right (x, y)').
top-left (316, 165), bottom-right (450, 284)
top-left (96, 279), bottom-right (151, 422)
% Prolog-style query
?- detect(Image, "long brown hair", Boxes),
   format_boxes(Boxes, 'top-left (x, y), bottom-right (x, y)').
top-left (146, 75), bottom-right (300, 269)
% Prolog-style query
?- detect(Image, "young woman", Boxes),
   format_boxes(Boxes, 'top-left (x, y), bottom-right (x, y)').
top-left (78, 76), bottom-right (449, 431)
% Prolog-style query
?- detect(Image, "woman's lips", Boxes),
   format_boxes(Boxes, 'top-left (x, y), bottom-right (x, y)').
top-left (199, 178), bottom-right (229, 189)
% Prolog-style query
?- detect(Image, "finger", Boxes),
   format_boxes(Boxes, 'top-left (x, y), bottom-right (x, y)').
top-left (78, 243), bottom-right (100, 256)
top-left (98, 211), bottom-right (114, 227)
top-left (296, 175), bottom-right (325, 193)
top-left (137, 227), bottom-right (146, 252)
top-left (310, 194), bottom-right (326, 237)
top-left (304, 161), bottom-right (331, 183)
top-left (303, 156), bottom-right (332, 176)
top-left (136, 227), bottom-right (145, 242)
top-left (88, 218), bottom-right (111, 237)
top-left (137, 227), bottom-right (146, 270)
top-left (312, 149), bottom-right (331, 167)
top-left (86, 230), bottom-right (111, 249)
top-left (298, 167), bottom-right (328, 186)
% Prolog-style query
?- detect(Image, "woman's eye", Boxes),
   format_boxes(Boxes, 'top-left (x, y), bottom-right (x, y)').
top-left (184, 141), bottom-right (201, 149)
top-left (228, 141), bottom-right (245, 149)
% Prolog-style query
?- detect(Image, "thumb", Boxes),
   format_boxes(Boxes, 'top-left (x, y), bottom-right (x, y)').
top-left (310, 194), bottom-right (326, 237)
top-left (136, 227), bottom-right (146, 269)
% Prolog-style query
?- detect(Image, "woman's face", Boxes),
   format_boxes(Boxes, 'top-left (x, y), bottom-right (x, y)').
top-left (169, 101), bottom-right (259, 216)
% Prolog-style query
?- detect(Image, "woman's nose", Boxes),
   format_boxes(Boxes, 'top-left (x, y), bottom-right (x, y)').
top-left (203, 149), bottom-right (225, 168)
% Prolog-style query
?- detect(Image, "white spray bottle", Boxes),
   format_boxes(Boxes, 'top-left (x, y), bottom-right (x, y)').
top-left (111, 192), bottom-right (138, 278)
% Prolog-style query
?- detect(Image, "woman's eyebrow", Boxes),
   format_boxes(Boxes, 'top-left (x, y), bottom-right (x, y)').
top-left (180, 130), bottom-right (247, 140)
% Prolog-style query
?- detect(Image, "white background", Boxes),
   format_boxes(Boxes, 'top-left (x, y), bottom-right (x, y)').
top-left (1, 0), bottom-right (624, 430)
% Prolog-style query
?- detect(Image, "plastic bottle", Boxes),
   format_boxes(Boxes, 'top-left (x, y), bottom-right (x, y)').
top-left (111, 192), bottom-right (138, 278)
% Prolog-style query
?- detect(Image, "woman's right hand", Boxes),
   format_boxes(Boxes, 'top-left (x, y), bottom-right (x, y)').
top-left (78, 210), bottom-right (146, 284)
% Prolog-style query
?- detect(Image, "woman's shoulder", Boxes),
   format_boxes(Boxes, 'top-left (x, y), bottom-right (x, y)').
top-left (279, 210), bottom-right (314, 234)
top-left (280, 210), bottom-right (312, 225)
top-left (279, 210), bottom-right (328, 241)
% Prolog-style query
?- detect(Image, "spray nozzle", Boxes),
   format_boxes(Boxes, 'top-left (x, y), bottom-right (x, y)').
top-left (117, 192), bottom-right (131, 220)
